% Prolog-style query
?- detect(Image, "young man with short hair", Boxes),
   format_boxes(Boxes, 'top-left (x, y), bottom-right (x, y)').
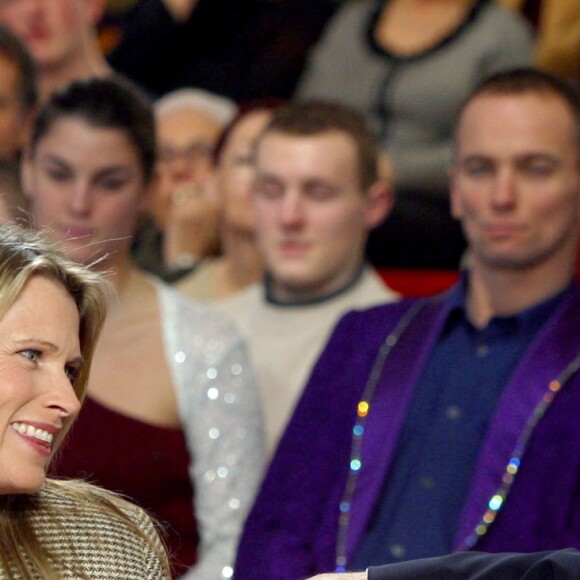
top-left (217, 101), bottom-right (398, 455)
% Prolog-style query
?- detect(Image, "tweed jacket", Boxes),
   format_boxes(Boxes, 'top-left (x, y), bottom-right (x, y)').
top-left (9, 479), bottom-right (169, 579)
top-left (235, 283), bottom-right (580, 579)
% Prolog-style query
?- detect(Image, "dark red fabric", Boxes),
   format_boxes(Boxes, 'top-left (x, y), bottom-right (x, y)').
top-left (51, 396), bottom-right (198, 577)
top-left (377, 268), bottom-right (460, 297)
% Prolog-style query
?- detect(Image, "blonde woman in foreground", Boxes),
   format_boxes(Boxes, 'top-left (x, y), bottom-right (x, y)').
top-left (0, 223), bottom-right (169, 579)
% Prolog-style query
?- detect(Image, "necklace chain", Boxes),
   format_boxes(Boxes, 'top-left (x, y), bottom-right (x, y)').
top-left (335, 299), bottom-right (428, 571)
top-left (460, 349), bottom-right (580, 548)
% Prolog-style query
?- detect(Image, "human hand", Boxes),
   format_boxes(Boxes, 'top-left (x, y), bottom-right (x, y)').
top-left (164, 181), bottom-right (221, 263)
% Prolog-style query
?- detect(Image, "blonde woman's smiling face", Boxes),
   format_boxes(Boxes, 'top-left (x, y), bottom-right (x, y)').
top-left (0, 276), bottom-right (82, 495)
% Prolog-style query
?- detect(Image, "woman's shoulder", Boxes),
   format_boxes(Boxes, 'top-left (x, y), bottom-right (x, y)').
top-left (39, 478), bottom-right (153, 523)
top-left (154, 276), bottom-right (246, 352)
top-left (32, 479), bottom-right (170, 579)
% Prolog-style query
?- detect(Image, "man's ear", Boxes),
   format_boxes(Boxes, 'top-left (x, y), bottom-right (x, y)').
top-left (363, 180), bottom-right (395, 230)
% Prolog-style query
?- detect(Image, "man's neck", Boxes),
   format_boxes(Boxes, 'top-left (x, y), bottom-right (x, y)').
top-left (266, 263), bottom-right (366, 306)
top-left (466, 260), bottom-right (576, 328)
top-left (39, 47), bottom-right (112, 101)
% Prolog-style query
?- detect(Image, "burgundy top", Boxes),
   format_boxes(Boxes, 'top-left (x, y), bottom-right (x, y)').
top-left (51, 396), bottom-right (198, 577)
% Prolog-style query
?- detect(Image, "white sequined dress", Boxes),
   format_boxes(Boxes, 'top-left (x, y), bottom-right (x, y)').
top-left (156, 282), bottom-right (265, 579)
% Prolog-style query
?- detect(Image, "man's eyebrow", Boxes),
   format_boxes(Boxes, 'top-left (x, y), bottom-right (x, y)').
top-left (457, 154), bottom-right (492, 163)
top-left (303, 177), bottom-right (335, 188)
top-left (516, 153), bottom-right (560, 162)
top-left (255, 171), bottom-right (281, 181)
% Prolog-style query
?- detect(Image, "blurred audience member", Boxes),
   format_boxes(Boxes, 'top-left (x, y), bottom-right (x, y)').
top-left (0, 0), bottom-right (112, 100)
top-left (0, 27), bottom-right (38, 221)
top-left (0, 24), bottom-right (37, 162)
top-left (297, 0), bottom-right (534, 268)
top-left (499, 0), bottom-right (579, 81)
top-left (22, 77), bottom-right (264, 579)
top-left (0, 26), bottom-right (38, 222)
top-left (217, 101), bottom-right (399, 455)
top-left (177, 102), bottom-right (282, 301)
top-left (133, 88), bottom-right (237, 283)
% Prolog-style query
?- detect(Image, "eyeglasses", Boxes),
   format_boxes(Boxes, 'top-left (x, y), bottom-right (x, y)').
top-left (158, 140), bottom-right (215, 166)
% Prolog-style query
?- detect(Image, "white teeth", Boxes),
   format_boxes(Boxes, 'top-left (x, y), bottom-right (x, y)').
top-left (11, 423), bottom-right (54, 444)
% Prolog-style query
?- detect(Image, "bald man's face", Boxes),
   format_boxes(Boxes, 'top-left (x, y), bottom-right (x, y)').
top-left (0, 53), bottom-right (30, 161)
top-left (450, 92), bottom-right (580, 273)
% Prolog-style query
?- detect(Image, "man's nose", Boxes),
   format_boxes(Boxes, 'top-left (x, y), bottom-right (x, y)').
top-left (279, 192), bottom-right (306, 226)
top-left (490, 170), bottom-right (518, 209)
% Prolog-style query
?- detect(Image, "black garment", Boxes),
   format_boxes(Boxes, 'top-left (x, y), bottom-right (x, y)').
top-left (107, 0), bottom-right (339, 102)
top-left (368, 550), bottom-right (580, 580)
top-left (131, 217), bottom-right (199, 283)
top-left (366, 189), bottom-right (467, 269)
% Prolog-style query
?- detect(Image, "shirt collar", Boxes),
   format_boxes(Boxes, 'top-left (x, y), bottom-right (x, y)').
top-left (446, 272), bottom-right (574, 333)
top-left (264, 262), bottom-right (367, 307)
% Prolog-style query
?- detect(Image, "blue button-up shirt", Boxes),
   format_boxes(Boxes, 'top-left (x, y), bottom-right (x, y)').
top-left (352, 278), bottom-right (570, 569)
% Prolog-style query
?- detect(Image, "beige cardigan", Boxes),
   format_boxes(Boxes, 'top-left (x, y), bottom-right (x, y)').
top-left (499, 0), bottom-right (580, 79)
